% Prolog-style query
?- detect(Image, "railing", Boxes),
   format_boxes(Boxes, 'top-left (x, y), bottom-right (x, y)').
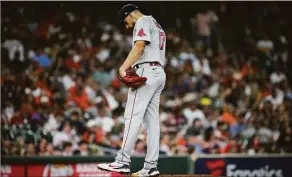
top-left (88, 144), bottom-right (119, 155)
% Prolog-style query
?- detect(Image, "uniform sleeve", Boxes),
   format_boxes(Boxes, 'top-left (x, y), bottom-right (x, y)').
top-left (133, 17), bottom-right (151, 43)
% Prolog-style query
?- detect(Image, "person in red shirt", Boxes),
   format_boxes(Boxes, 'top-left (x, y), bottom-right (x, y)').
top-left (67, 76), bottom-right (90, 110)
top-left (223, 137), bottom-right (241, 153)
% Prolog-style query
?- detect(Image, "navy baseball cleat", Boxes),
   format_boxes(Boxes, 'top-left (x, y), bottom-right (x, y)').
top-left (131, 168), bottom-right (160, 177)
top-left (97, 162), bottom-right (130, 174)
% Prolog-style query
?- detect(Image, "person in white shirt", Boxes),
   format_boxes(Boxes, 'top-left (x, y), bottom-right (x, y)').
top-left (2, 39), bottom-right (25, 61)
top-left (195, 9), bottom-right (218, 49)
top-left (192, 53), bottom-right (211, 76)
top-left (159, 135), bottom-right (172, 156)
top-left (98, 109), bottom-right (114, 133)
top-left (256, 35), bottom-right (274, 55)
top-left (53, 122), bottom-right (72, 148)
top-left (265, 87), bottom-right (284, 110)
top-left (183, 103), bottom-right (209, 128)
top-left (270, 70), bottom-right (286, 84)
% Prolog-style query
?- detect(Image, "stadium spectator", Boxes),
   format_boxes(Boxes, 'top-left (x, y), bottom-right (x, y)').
top-left (1, 2), bottom-right (291, 157)
top-left (62, 141), bottom-right (73, 156)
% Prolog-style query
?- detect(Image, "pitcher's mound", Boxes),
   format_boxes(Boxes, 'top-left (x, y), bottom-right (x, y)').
top-left (159, 175), bottom-right (223, 177)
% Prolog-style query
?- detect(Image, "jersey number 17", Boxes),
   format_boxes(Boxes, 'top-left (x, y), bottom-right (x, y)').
top-left (159, 32), bottom-right (166, 50)
top-left (153, 19), bottom-right (166, 50)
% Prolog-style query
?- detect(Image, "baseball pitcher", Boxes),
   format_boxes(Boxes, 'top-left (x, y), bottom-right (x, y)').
top-left (97, 4), bottom-right (166, 177)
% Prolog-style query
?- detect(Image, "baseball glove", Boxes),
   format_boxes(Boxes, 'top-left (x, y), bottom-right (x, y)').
top-left (120, 67), bottom-right (147, 90)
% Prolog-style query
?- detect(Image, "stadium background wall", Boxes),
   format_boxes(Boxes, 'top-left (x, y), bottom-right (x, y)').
top-left (1, 156), bottom-right (192, 176)
top-left (2, 154), bottom-right (292, 176)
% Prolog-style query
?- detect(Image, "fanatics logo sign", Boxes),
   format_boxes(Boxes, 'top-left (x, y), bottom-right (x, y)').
top-left (205, 160), bottom-right (226, 176)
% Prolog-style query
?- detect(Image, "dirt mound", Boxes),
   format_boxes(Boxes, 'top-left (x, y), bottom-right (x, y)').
top-left (159, 175), bottom-right (223, 177)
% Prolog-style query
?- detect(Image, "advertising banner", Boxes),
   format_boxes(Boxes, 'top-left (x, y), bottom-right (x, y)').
top-left (1, 165), bottom-right (25, 177)
top-left (194, 156), bottom-right (292, 177)
top-left (1, 163), bottom-right (125, 177)
top-left (2, 156), bottom-right (190, 176)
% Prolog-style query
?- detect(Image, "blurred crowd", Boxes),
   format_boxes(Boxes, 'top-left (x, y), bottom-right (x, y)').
top-left (1, 2), bottom-right (292, 157)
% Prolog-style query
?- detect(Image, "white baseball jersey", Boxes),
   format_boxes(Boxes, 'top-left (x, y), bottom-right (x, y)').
top-left (132, 15), bottom-right (166, 66)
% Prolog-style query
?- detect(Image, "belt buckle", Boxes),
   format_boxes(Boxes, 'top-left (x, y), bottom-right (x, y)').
top-left (152, 62), bottom-right (159, 67)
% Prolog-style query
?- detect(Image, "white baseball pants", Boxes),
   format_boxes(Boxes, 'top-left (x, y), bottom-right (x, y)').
top-left (115, 63), bottom-right (166, 170)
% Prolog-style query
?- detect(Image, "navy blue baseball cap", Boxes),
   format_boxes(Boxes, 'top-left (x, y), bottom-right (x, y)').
top-left (119, 4), bottom-right (139, 24)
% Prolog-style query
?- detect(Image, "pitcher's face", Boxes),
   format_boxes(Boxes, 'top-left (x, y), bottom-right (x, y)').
top-left (124, 15), bottom-right (135, 29)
